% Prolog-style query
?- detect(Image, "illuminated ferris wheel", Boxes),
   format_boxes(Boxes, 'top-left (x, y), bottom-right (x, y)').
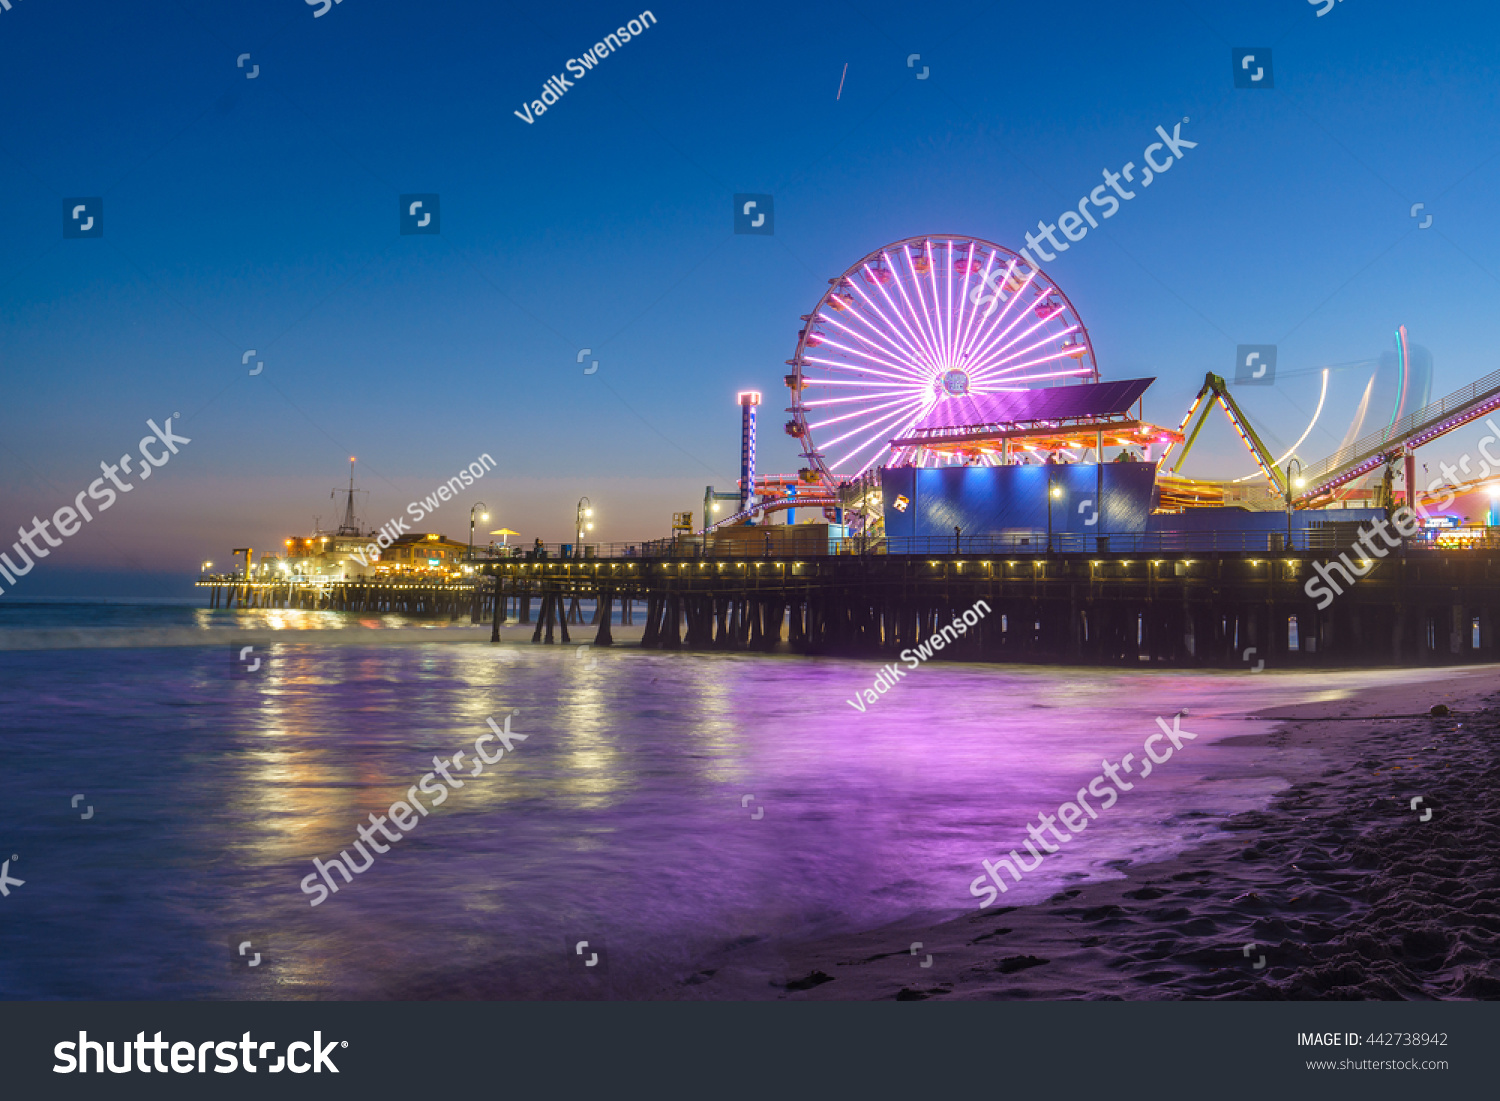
top-left (784, 235), bottom-right (1099, 484)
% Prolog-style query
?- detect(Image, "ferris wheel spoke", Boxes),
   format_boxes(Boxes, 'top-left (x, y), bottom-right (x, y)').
top-left (850, 404), bottom-right (932, 476)
top-left (960, 276), bottom-right (1040, 376)
top-left (801, 395), bottom-right (927, 413)
top-left (800, 387), bottom-right (928, 410)
top-left (826, 401), bottom-right (927, 469)
top-left (969, 318), bottom-right (1072, 385)
top-left (962, 247), bottom-right (1019, 368)
top-left (853, 255), bottom-right (935, 365)
top-left (819, 398), bottom-right (922, 454)
top-left (933, 240), bottom-right (949, 363)
top-left (892, 245), bottom-right (942, 361)
top-left (897, 242), bottom-right (945, 362)
top-left (963, 268), bottom-right (1050, 372)
top-left (799, 376), bottom-right (927, 389)
top-left (814, 313), bottom-right (922, 368)
top-left (948, 239), bottom-right (982, 363)
top-left (972, 326), bottom-right (1082, 381)
top-left (949, 246), bottom-right (991, 368)
top-left (816, 308), bottom-right (935, 377)
top-left (956, 255), bottom-right (1020, 366)
top-left (803, 341), bottom-right (931, 382)
top-left (806, 393), bottom-right (929, 431)
top-left (844, 269), bottom-right (941, 374)
top-left (867, 254), bottom-right (943, 373)
top-left (897, 241), bottom-right (948, 372)
top-left (983, 311), bottom-right (1077, 367)
top-left (981, 365), bottom-right (1094, 387)
top-left (979, 349), bottom-right (1097, 380)
top-left (945, 240), bottom-right (963, 363)
top-left (798, 360), bottom-right (928, 389)
top-left (993, 365), bottom-right (1096, 385)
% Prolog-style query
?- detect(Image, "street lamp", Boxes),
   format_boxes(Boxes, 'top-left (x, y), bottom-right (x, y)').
top-left (1047, 481), bottom-right (1062, 553)
top-left (202, 560), bottom-right (212, 575)
top-left (469, 503), bottom-right (489, 561)
top-left (576, 497), bottom-right (594, 550)
top-left (1284, 459), bottom-right (1304, 550)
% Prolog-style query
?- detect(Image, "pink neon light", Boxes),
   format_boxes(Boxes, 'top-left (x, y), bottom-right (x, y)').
top-left (848, 262), bottom-right (941, 373)
top-left (790, 235), bottom-right (1100, 482)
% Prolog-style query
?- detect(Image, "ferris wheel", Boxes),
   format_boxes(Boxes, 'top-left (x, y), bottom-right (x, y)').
top-left (784, 235), bottom-right (1099, 484)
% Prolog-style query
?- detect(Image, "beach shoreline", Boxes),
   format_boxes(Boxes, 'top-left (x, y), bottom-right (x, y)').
top-left (749, 667), bottom-right (1500, 1001)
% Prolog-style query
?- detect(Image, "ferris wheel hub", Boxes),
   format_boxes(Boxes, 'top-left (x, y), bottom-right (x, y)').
top-left (940, 369), bottom-right (970, 396)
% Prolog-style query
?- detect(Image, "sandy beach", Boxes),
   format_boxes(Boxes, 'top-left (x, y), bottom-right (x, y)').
top-left (762, 667), bottom-right (1500, 1001)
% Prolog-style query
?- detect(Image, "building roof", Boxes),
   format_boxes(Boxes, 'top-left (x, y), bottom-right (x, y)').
top-left (387, 533), bottom-right (466, 548)
top-left (910, 378), bottom-right (1155, 434)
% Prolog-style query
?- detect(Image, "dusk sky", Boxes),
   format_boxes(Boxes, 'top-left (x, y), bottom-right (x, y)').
top-left (5, 0), bottom-right (1500, 595)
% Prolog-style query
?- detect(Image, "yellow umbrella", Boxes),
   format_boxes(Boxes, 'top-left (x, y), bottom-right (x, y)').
top-left (489, 527), bottom-right (519, 546)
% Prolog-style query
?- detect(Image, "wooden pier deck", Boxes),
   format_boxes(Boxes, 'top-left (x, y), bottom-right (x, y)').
top-left (199, 547), bottom-right (1500, 668)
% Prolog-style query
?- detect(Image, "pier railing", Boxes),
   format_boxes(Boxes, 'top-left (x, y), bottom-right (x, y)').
top-left (838, 530), bottom-right (1374, 556)
top-left (201, 528), bottom-right (1491, 583)
top-left (462, 530), bottom-right (1464, 559)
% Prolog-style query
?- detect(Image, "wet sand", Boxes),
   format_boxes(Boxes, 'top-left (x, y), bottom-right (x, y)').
top-left (764, 668), bottom-right (1500, 1001)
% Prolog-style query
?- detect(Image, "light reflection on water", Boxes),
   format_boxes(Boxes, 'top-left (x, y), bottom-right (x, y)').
top-left (0, 604), bottom-right (1457, 999)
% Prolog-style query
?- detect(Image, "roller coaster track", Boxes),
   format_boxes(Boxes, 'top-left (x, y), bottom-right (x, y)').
top-left (1296, 364), bottom-right (1500, 505)
top-left (703, 495), bottom-right (840, 534)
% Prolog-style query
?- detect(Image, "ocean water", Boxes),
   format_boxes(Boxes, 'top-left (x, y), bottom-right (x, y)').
top-left (0, 601), bottom-right (1442, 1000)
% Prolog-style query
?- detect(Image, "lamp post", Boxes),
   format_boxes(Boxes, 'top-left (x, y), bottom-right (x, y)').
top-left (1047, 481), bottom-right (1062, 553)
top-left (575, 497), bottom-right (594, 551)
top-left (469, 503), bottom-right (489, 562)
top-left (703, 486), bottom-right (738, 532)
top-left (1284, 459), bottom-right (1304, 551)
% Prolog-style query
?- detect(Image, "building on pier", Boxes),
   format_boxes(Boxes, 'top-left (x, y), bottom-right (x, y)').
top-left (375, 532), bottom-right (471, 578)
top-left (279, 533), bottom-right (377, 580)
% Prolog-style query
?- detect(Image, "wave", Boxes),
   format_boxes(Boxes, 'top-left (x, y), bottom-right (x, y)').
top-left (0, 623), bottom-right (497, 652)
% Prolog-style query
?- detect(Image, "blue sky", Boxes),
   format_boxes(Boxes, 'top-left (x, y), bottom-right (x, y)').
top-left (4, 0), bottom-right (1500, 593)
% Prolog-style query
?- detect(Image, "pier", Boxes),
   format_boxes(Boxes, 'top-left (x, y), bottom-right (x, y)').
top-left (199, 539), bottom-right (1500, 668)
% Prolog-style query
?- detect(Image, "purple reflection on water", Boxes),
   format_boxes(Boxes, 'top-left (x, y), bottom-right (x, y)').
top-left (0, 605), bottom-right (1444, 999)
